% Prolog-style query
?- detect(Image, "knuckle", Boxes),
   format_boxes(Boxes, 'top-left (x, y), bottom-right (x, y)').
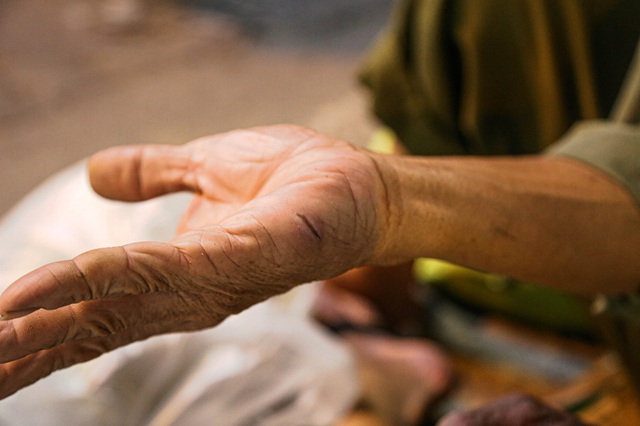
top-left (65, 303), bottom-right (130, 342)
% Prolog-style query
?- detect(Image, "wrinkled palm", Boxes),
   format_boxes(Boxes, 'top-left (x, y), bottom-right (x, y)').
top-left (0, 125), bottom-right (386, 398)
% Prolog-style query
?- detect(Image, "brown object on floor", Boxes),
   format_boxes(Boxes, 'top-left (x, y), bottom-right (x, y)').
top-left (440, 318), bottom-right (640, 426)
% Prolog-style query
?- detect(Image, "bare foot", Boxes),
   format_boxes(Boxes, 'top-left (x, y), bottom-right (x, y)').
top-left (344, 332), bottom-right (454, 426)
top-left (312, 280), bottom-right (454, 425)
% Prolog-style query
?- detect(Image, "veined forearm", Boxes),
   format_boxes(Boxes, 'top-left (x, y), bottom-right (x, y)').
top-left (373, 154), bottom-right (640, 294)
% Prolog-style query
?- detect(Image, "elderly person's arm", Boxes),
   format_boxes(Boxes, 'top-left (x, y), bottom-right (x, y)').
top-left (0, 123), bottom-right (638, 398)
top-left (377, 131), bottom-right (640, 294)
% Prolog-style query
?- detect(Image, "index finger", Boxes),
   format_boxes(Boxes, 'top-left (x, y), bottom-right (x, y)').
top-left (0, 242), bottom-right (184, 319)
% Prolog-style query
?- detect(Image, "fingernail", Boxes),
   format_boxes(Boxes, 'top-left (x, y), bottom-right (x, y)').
top-left (0, 308), bottom-right (39, 321)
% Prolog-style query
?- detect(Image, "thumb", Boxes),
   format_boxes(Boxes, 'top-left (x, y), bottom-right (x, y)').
top-left (88, 144), bottom-right (196, 201)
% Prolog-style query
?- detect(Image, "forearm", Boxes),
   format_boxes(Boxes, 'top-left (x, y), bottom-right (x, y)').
top-left (373, 154), bottom-right (640, 294)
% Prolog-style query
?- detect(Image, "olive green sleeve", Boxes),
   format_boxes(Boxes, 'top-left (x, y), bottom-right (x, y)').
top-left (547, 121), bottom-right (640, 204)
top-left (359, 0), bottom-right (640, 157)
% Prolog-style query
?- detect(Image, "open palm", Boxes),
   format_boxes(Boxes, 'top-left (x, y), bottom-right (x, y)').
top-left (0, 125), bottom-right (388, 398)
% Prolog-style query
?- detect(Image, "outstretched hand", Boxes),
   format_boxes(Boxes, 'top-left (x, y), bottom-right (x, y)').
top-left (0, 125), bottom-right (390, 398)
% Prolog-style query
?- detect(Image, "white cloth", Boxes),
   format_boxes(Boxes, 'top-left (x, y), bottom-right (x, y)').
top-left (0, 162), bottom-right (358, 426)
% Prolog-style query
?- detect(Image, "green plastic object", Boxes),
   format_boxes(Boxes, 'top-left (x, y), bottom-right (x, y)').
top-left (414, 258), bottom-right (596, 337)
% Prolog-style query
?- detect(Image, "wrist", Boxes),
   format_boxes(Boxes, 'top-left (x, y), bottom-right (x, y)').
top-left (367, 153), bottom-right (640, 293)
top-left (367, 153), bottom-right (451, 265)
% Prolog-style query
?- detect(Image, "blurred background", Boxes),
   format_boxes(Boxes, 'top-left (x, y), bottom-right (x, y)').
top-left (0, 0), bottom-right (397, 216)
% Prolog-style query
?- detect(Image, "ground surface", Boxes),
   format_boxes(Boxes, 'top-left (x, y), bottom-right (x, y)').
top-left (0, 0), bottom-right (392, 216)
